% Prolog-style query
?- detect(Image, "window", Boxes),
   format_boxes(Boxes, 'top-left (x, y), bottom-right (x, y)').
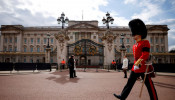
top-left (14, 47), bottom-right (17, 52)
top-left (161, 47), bottom-right (164, 52)
top-left (81, 34), bottom-right (85, 39)
top-left (24, 58), bottom-right (26, 63)
top-left (24, 47), bottom-right (27, 52)
top-left (156, 38), bottom-right (158, 44)
top-left (114, 39), bottom-right (116, 43)
top-left (127, 38), bottom-right (129, 44)
top-left (31, 38), bottom-right (33, 44)
top-left (134, 40), bottom-right (136, 44)
top-left (151, 46), bottom-right (154, 52)
top-left (10, 38), bottom-right (12, 43)
top-left (51, 38), bottom-right (53, 44)
top-left (93, 36), bottom-right (96, 39)
top-left (50, 58), bottom-right (53, 63)
top-left (161, 38), bottom-right (164, 44)
top-left (24, 38), bottom-right (27, 44)
top-left (150, 38), bottom-right (152, 43)
top-left (30, 59), bottom-right (33, 63)
top-left (15, 37), bottom-right (17, 43)
top-left (75, 32), bottom-right (79, 41)
top-left (4, 47), bottom-right (7, 51)
top-left (99, 38), bottom-right (102, 43)
top-left (30, 47), bottom-right (33, 52)
top-left (51, 47), bottom-right (53, 52)
top-left (156, 47), bottom-right (159, 52)
top-left (37, 38), bottom-right (40, 44)
top-left (120, 38), bottom-right (122, 44)
top-left (9, 47), bottom-right (12, 52)
top-left (127, 47), bottom-right (130, 53)
top-left (44, 48), bottom-right (46, 52)
top-left (37, 47), bottom-right (40, 52)
top-left (87, 33), bottom-right (91, 39)
top-left (44, 38), bottom-right (47, 44)
top-left (4, 38), bottom-right (7, 43)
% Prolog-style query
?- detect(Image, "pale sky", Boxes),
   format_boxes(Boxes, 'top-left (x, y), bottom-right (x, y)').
top-left (0, 0), bottom-right (175, 51)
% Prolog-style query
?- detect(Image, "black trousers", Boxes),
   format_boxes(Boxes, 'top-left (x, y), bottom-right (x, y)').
top-left (120, 71), bottom-right (158, 100)
top-left (73, 70), bottom-right (76, 77)
top-left (69, 67), bottom-right (74, 78)
top-left (123, 69), bottom-right (127, 78)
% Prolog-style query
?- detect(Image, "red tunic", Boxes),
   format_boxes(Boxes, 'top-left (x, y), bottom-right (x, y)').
top-left (131, 40), bottom-right (150, 73)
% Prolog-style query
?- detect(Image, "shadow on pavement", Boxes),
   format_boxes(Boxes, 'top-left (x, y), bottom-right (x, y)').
top-left (46, 70), bottom-right (80, 84)
top-left (154, 81), bottom-right (175, 90)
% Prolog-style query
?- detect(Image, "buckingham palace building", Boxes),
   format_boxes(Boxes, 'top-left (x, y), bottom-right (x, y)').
top-left (0, 20), bottom-right (175, 66)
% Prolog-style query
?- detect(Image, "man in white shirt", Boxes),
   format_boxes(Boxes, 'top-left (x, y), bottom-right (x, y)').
top-left (122, 56), bottom-right (128, 78)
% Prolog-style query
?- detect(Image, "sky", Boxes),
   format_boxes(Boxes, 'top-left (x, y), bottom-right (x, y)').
top-left (0, 0), bottom-right (175, 51)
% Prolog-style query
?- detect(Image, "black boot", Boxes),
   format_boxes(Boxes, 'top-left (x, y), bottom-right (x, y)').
top-left (113, 94), bottom-right (125, 100)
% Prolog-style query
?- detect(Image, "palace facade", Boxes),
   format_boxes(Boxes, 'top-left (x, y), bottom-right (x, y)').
top-left (0, 20), bottom-right (175, 66)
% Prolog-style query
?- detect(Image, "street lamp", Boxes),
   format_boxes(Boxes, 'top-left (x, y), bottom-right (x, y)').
top-left (121, 33), bottom-right (125, 49)
top-left (57, 12), bottom-right (69, 29)
top-left (102, 12), bottom-right (114, 29)
top-left (47, 32), bottom-right (50, 48)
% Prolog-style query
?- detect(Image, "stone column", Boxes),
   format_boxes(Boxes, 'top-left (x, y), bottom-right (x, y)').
top-left (0, 34), bottom-right (4, 51)
top-left (164, 34), bottom-right (168, 52)
top-left (45, 48), bottom-right (51, 63)
top-left (17, 32), bottom-right (22, 52)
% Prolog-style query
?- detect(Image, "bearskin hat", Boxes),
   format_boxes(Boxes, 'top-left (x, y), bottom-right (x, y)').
top-left (128, 19), bottom-right (147, 39)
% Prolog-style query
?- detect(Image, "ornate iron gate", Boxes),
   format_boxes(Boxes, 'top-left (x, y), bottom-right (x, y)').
top-left (67, 39), bottom-right (104, 66)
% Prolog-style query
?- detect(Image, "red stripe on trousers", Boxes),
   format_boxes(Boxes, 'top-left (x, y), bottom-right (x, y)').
top-left (148, 77), bottom-right (157, 100)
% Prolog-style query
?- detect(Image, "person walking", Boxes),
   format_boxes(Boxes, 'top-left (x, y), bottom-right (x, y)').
top-left (122, 56), bottom-right (128, 78)
top-left (68, 55), bottom-right (74, 78)
top-left (113, 19), bottom-right (158, 100)
top-left (112, 60), bottom-right (116, 70)
top-left (61, 59), bottom-right (65, 69)
top-left (73, 58), bottom-right (77, 77)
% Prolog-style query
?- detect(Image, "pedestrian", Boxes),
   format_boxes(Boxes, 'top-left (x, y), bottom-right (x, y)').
top-left (113, 19), bottom-right (158, 100)
top-left (68, 55), bottom-right (74, 78)
top-left (122, 56), bottom-right (128, 78)
top-left (61, 59), bottom-right (65, 69)
top-left (112, 60), bottom-right (116, 70)
top-left (73, 58), bottom-right (77, 77)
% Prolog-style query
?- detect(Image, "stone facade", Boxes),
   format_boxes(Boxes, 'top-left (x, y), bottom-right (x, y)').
top-left (0, 20), bottom-right (175, 66)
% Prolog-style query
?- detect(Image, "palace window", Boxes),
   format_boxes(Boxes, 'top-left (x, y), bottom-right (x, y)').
top-left (37, 38), bottom-right (40, 44)
top-left (127, 38), bottom-right (129, 44)
top-left (4, 47), bottom-right (7, 52)
top-left (99, 38), bottom-right (102, 43)
top-left (44, 38), bottom-right (47, 44)
top-left (161, 38), bottom-right (164, 44)
top-left (24, 47), bottom-right (27, 52)
top-left (10, 38), bottom-right (12, 43)
top-left (24, 38), bottom-right (27, 44)
top-left (50, 58), bottom-right (53, 63)
top-left (127, 47), bottom-right (130, 53)
top-left (150, 38), bottom-right (153, 43)
top-left (51, 47), bottom-right (53, 52)
top-left (51, 38), bottom-right (53, 44)
top-left (9, 47), bottom-right (12, 52)
top-left (14, 47), bottom-right (17, 52)
top-left (31, 38), bottom-right (33, 44)
top-left (4, 38), bottom-right (7, 43)
top-left (30, 47), bottom-right (33, 52)
top-left (161, 47), bottom-right (164, 52)
top-left (15, 37), bottom-right (17, 43)
top-left (24, 58), bottom-right (26, 63)
top-left (37, 47), bottom-right (40, 52)
top-left (120, 38), bottom-right (122, 44)
top-left (151, 46), bottom-right (154, 52)
top-left (155, 38), bottom-right (158, 44)
top-left (156, 47), bottom-right (159, 52)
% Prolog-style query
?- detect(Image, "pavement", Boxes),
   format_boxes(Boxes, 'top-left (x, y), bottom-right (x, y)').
top-left (0, 69), bottom-right (175, 100)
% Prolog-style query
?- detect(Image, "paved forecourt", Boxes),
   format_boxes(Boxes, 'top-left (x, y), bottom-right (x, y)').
top-left (0, 69), bottom-right (175, 100)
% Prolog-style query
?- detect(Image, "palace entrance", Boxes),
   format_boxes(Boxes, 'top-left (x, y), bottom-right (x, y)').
top-left (67, 39), bottom-right (104, 66)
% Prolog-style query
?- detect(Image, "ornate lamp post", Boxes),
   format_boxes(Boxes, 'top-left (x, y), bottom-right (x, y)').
top-left (102, 12), bottom-right (114, 29)
top-left (121, 33), bottom-right (125, 49)
top-left (45, 32), bottom-right (51, 63)
top-left (47, 32), bottom-right (50, 48)
top-left (120, 33), bottom-right (126, 62)
top-left (57, 12), bottom-right (69, 29)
